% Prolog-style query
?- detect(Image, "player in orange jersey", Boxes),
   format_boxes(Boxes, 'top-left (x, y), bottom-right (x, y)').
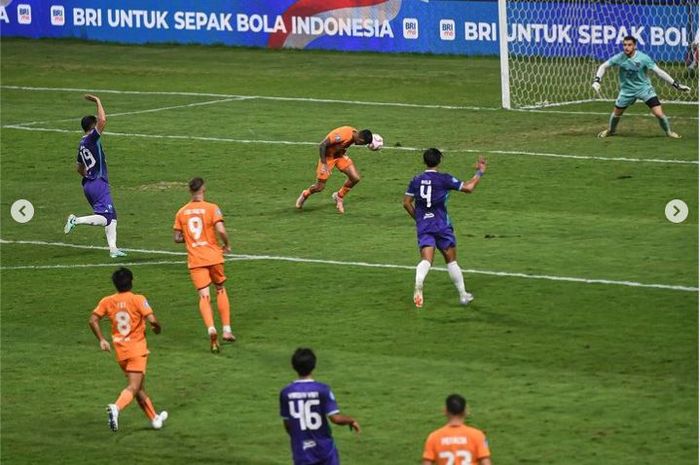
top-left (89, 267), bottom-right (167, 432)
top-left (422, 394), bottom-right (492, 465)
top-left (173, 177), bottom-right (234, 353)
top-left (295, 126), bottom-right (373, 213)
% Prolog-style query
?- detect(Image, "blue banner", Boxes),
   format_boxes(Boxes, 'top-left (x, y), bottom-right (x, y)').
top-left (0, 0), bottom-right (696, 59)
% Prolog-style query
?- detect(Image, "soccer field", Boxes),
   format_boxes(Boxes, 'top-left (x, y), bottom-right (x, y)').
top-left (1, 38), bottom-right (698, 465)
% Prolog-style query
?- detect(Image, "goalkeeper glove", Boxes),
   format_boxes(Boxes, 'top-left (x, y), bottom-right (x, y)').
top-left (673, 81), bottom-right (691, 92)
top-left (592, 77), bottom-right (601, 93)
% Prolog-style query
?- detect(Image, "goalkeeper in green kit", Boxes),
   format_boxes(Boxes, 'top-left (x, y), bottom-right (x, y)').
top-left (593, 35), bottom-right (691, 138)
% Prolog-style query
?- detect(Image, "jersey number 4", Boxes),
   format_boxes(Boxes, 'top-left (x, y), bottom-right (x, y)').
top-left (420, 185), bottom-right (433, 208)
top-left (289, 399), bottom-right (322, 431)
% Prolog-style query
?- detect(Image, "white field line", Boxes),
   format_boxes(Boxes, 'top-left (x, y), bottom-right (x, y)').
top-left (2, 124), bottom-right (696, 165)
top-left (14, 97), bottom-right (247, 127)
top-left (1, 239), bottom-right (697, 292)
top-left (3, 85), bottom-right (697, 120)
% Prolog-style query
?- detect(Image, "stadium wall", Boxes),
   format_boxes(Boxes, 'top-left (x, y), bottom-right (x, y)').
top-left (0, 0), bottom-right (695, 59)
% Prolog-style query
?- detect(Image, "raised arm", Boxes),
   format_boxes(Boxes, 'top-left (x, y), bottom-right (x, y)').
top-left (651, 65), bottom-right (691, 92)
top-left (84, 94), bottom-right (106, 132)
top-left (460, 157), bottom-right (487, 193)
top-left (215, 221), bottom-right (231, 254)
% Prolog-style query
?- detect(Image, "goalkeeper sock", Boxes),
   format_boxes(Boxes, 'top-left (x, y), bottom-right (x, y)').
top-left (415, 260), bottom-right (431, 289)
top-left (658, 115), bottom-right (671, 134)
top-left (608, 114), bottom-right (621, 134)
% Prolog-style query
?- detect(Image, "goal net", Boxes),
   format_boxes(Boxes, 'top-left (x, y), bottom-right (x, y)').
top-left (498, 0), bottom-right (699, 109)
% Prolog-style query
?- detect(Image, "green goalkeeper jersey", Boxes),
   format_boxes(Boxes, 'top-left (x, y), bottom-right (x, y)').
top-left (606, 51), bottom-right (657, 95)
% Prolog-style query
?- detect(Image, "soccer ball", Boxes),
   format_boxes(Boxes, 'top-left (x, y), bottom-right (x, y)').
top-left (367, 133), bottom-right (383, 151)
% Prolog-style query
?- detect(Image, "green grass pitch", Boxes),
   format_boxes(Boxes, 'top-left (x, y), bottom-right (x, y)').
top-left (0, 38), bottom-right (697, 464)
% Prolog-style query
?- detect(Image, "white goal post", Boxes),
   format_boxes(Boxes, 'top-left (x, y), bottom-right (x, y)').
top-left (498, 0), bottom-right (699, 109)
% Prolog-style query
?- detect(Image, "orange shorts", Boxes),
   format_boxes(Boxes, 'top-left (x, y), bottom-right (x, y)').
top-left (190, 263), bottom-right (226, 290)
top-left (316, 156), bottom-right (353, 181)
top-left (119, 355), bottom-right (148, 373)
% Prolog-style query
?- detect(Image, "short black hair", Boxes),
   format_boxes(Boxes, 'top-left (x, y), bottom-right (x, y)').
top-left (112, 267), bottom-right (133, 292)
top-left (446, 394), bottom-right (467, 415)
top-left (357, 129), bottom-right (373, 145)
top-left (81, 115), bottom-right (97, 132)
top-left (189, 177), bottom-right (205, 192)
top-left (623, 35), bottom-right (637, 44)
top-left (292, 347), bottom-right (316, 377)
top-left (423, 148), bottom-right (442, 168)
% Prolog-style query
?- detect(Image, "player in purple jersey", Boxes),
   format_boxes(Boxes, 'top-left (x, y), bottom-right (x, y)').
top-left (403, 148), bottom-right (487, 308)
top-left (64, 95), bottom-right (126, 258)
top-left (280, 348), bottom-right (360, 465)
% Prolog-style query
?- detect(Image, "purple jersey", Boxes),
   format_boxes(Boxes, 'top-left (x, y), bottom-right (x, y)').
top-left (405, 170), bottom-right (463, 234)
top-left (77, 128), bottom-right (108, 182)
top-left (280, 379), bottom-right (341, 465)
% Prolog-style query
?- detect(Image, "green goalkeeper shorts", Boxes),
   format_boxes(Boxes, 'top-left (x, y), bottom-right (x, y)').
top-left (615, 87), bottom-right (657, 108)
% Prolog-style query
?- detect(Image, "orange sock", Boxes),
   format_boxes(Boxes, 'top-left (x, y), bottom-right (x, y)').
top-left (138, 395), bottom-right (157, 421)
top-left (198, 295), bottom-right (215, 329)
top-left (216, 288), bottom-right (231, 327)
top-left (115, 389), bottom-right (134, 411)
top-left (338, 184), bottom-right (352, 198)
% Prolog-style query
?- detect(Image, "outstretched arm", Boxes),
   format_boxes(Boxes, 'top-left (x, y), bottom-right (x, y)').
top-left (84, 94), bottom-right (107, 132)
top-left (460, 157), bottom-right (487, 193)
top-left (651, 66), bottom-right (691, 92)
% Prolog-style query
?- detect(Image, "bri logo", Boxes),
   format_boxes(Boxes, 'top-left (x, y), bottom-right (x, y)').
top-left (17, 4), bottom-right (32, 24)
top-left (403, 18), bottom-right (419, 39)
top-left (51, 5), bottom-right (65, 26)
top-left (439, 19), bottom-right (455, 41)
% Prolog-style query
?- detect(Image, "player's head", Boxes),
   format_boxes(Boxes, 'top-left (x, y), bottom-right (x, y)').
top-left (291, 347), bottom-right (316, 377)
top-left (189, 177), bottom-right (205, 195)
top-left (423, 148), bottom-right (443, 168)
top-left (112, 267), bottom-right (133, 292)
top-left (355, 129), bottom-right (373, 145)
top-left (81, 115), bottom-right (97, 133)
top-left (623, 36), bottom-right (637, 56)
top-left (445, 394), bottom-right (467, 418)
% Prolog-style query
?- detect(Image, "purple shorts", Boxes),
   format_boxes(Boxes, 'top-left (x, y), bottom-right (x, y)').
top-left (417, 228), bottom-right (457, 251)
top-left (82, 178), bottom-right (117, 224)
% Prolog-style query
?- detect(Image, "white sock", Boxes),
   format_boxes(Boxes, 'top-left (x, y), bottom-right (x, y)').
top-left (223, 325), bottom-right (232, 334)
top-left (447, 261), bottom-right (467, 297)
top-left (207, 326), bottom-right (217, 335)
top-left (105, 220), bottom-right (118, 251)
top-left (415, 260), bottom-right (431, 290)
top-left (75, 215), bottom-right (107, 226)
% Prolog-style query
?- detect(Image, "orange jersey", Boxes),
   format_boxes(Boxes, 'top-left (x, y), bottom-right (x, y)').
top-left (92, 291), bottom-right (154, 361)
top-left (173, 200), bottom-right (225, 269)
top-left (323, 126), bottom-right (356, 159)
top-left (423, 424), bottom-right (490, 465)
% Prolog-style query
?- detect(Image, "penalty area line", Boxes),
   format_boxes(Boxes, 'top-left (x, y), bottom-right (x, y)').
top-left (1, 239), bottom-right (696, 293)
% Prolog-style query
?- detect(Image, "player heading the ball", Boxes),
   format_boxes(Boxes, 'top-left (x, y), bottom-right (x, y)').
top-left (295, 126), bottom-right (373, 214)
top-left (593, 35), bottom-right (691, 138)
